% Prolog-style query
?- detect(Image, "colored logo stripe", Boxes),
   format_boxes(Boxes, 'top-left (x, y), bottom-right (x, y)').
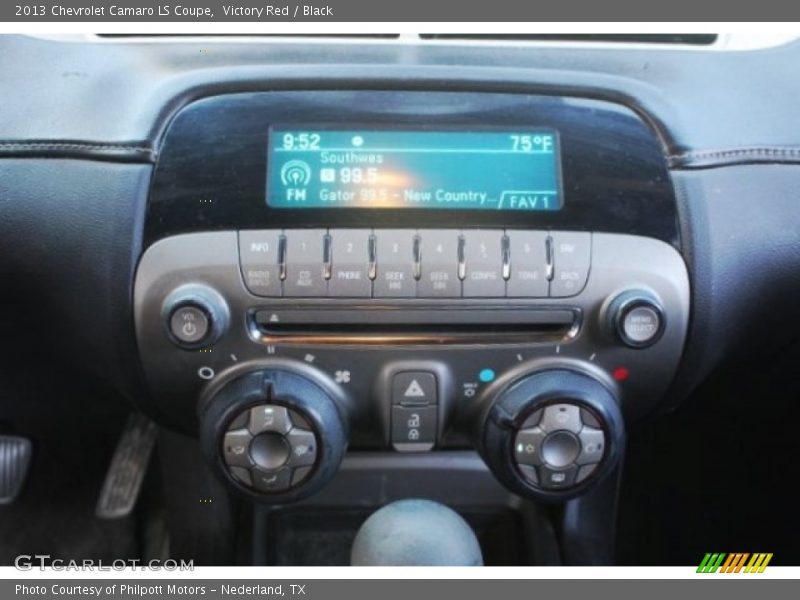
top-left (697, 552), bottom-right (773, 573)
top-left (745, 553), bottom-right (773, 573)
top-left (697, 553), bottom-right (726, 573)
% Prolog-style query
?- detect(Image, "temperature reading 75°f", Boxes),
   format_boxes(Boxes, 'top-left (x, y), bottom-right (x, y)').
top-left (510, 134), bottom-right (554, 153)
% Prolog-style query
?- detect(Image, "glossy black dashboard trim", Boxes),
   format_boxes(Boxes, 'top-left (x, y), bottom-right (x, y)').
top-left (146, 91), bottom-right (679, 249)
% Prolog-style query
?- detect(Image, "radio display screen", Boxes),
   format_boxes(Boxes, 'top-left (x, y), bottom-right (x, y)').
top-left (266, 128), bottom-right (562, 211)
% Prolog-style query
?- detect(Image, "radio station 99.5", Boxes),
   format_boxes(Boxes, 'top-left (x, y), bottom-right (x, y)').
top-left (319, 167), bottom-right (379, 185)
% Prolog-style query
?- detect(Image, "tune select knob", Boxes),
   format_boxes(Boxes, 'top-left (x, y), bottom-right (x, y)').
top-left (607, 290), bottom-right (665, 349)
top-left (478, 369), bottom-right (624, 501)
top-left (200, 366), bottom-right (348, 503)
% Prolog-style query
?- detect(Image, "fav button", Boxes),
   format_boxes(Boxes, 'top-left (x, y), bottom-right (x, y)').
top-left (549, 231), bottom-right (591, 297)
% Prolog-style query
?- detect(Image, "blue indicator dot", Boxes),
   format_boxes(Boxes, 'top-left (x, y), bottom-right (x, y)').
top-left (479, 369), bottom-right (496, 383)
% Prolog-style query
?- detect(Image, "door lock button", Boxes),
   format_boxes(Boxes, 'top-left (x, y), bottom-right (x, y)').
top-left (391, 405), bottom-right (437, 452)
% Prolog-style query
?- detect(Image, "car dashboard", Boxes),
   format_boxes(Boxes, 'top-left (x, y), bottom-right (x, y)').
top-left (1, 33), bottom-right (799, 567)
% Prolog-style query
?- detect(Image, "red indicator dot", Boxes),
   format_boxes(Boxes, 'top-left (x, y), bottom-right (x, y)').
top-left (612, 367), bottom-right (629, 382)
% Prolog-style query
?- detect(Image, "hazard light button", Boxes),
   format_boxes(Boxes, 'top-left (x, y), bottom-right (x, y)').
top-left (391, 372), bottom-right (438, 406)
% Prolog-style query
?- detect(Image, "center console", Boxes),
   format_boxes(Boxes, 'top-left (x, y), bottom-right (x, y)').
top-left (134, 91), bottom-right (688, 519)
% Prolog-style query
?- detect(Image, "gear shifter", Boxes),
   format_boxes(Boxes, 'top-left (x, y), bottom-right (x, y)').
top-left (351, 499), bottom-right (483, 566)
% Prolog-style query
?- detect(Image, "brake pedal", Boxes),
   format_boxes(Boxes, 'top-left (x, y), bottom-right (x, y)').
top-left (0, 435), bottom-right (32, 505)
top-left (96, 414), bottom-right (158, 519)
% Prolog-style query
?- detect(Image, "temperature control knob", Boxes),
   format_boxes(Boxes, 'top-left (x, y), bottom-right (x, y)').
top-left (200, 366), bottom-right (348, 503)
top-left (477, 369), bottom-right (624, 501)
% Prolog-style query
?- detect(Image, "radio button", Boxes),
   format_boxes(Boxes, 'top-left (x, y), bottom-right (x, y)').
top-left (506, 231), bottom-right (549, 297)
top-left (329, 229), bottom-right (372, 297)
top-left (374, 230), bottom-right (416, 298)
top-left (462, 230), bottom-right (505, 297)
top-left (284, 229), bottom-right (327, 297)
top-left (417, 230), bottom-right (461, 298)
top-left (239, 230), bottom-right (282, 297)
top-left (550, 231), bottom-right (591, 297)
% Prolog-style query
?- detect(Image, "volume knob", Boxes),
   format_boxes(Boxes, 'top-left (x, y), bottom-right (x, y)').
top-left (161, 284), bottom-right (230, 349)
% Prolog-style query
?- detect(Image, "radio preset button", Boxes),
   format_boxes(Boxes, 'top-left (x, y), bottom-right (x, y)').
top-left (550, 231), bottom-right (591, 297)
top-left (462, 230), bottom-right (506, 297)
top-left (328, 229), bottom-right (372, 297)
top-left (239, 230), bottom-right (282, 297)
top-left (374, 230), bottom-right (417, 298)
top-left (506, 231), bottom-right (549, 297)
top-left (417, 230), bottom-right (461, 298)
top-left (283, 229), bottom-right (327, 297)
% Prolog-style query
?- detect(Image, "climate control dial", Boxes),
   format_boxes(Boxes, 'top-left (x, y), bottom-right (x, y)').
top-left (477, 368), bottom-right (624, 501)
top-left (199, 365), bottom-right (349, 503)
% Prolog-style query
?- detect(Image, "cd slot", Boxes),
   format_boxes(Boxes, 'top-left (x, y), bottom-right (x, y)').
top-left (252, 306), bottom-right (579, 345)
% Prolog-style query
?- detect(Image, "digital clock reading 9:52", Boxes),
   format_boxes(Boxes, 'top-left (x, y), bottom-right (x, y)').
top-left (266, 128), bottom-right (563, 212)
